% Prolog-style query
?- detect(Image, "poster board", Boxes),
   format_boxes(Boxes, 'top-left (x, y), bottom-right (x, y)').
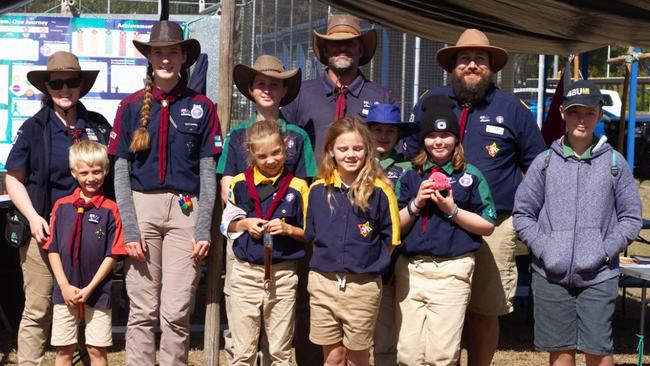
top-left (0, 15), bottom-right (160, 171)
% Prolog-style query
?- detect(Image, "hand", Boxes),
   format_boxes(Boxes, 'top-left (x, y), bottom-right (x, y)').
top-left (414, 180), bottom-right (436, 209)
top-left (191, 239), bottom-right (211, 260)
top-left (27, 214), bottom-right (50, 244)
top-left (61, 283), bottom-right (80, 306)
top-left (75, 286), bottom-right (93, 304)
top-left (125, 234), bottom-right (148, 262)
top-left (241, 218), bottom-right (268, 240)
top-left (263, 218), bottom-right (293, 237)
top-left (431, 188), bottom-right (456, 215)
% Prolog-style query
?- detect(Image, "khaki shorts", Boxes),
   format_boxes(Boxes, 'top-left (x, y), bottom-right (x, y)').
top-left (51, 304), bottom-right (112, 347)
top-left (468, 213), bottom-right (518, 316)
top-left (308, 270), bottom-right (382, 350)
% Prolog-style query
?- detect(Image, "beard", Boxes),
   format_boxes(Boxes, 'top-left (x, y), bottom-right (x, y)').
top-left (451, 69), bottom-right (494, 104)
top-left (328, 56), bottom-right (355, 74)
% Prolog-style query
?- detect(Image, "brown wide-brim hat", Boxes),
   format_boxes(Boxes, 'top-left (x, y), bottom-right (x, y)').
top-left (436, 28), bottom-right (509, 73)
top-left (313, 14), bottom-right (377, 66)
top-left (27, 51), bottom-right (99, 97)
top-left (233, 55), bottom-right (301, 107)
top-left (133, 20), bottom-right (201, 67)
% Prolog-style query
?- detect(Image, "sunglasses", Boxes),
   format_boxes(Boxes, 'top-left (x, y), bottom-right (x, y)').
top-left (47, 78), bottom-right (82, 90)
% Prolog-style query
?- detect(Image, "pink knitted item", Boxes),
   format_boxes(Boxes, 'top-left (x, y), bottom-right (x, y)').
top-left (429, 171), bottom-right (451, 191)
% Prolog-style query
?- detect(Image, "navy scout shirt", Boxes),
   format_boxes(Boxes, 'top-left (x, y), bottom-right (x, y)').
top-left (108, 83), bottom-right (222, 194)
top-left (381, 150), bottom-right (411, 187)
top-left (228, 167), bottom-right (308, 264)
top-left (44, 189), bottom-right (126, 309)
top-left (397, 161), bottom-right (496, 257)
top-left (216, 116), bottom-right (317, 179)
top-left (304, 171), bottom-right (400, 274)
top-left (282, 70), bottom-right (394, 161)
top-left (409, 85), bottom-right (546, 213)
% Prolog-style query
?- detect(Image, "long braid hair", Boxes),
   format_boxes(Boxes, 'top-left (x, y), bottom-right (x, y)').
top-left (129, 46), bottom-right (190, 153)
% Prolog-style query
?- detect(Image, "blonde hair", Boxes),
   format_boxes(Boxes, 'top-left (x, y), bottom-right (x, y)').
top-left (411, 139), bottom-right (467, 174)
top-left (245, 119), bottom-right (286, 166)
top-left (69, 140), bottom-right (109, 172)
top-left (318, 117), bottom-right (386, 211)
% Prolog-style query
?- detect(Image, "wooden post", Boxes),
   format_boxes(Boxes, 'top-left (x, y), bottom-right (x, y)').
top-left (573, 54), bottom-right (580, 81)
top-left (204, 1), bottom-right (236, 365)
top-left (617, 64), bottom-right (630, 154)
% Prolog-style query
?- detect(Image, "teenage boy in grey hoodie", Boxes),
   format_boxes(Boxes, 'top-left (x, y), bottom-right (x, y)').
top-left (513, 79), bottom-right (642, 366)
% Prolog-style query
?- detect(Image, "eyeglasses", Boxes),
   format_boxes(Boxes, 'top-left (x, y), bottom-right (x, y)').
top-left (47, 78), bottom-right (82, 90)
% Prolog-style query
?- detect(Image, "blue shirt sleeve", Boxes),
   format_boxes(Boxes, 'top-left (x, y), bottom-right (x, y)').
top-left (395, 170), bottom-right (416, 209)
top-left (514, 101), bottom-right (546, 173)
top-left (216, 129), bottom-right (240, 176)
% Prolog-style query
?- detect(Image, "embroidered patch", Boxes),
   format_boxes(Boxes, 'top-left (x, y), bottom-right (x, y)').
top-left (95, 228), bottom-right (105, 240)
top-left (285, 192), bottom-right (295, 202)
top-left (180, 108), bottom-right (191, 117)
top-left (214, 135), bottom-right (222, 148)
top-left (88, 213), bottom-right (101, 224)
top-left (185, 139), bottom-right (196, 153)
top-left (358, 221), bottom-right (373, 238)
top-left (191, 104), bottom-right (204, 119)
top-left (486, 142), bottom-right (500, 157)
top-left (86, 128), bottom-right (98, 141)
top-left (110, 131), bottom-right (117, 140)
top-left (479, 115), bottom-right (491, 123)
top-left (496, 115), bottom-right (505, 124)
top-left (459, 173), bottom-right (473, 187)
top-left (409, 113), bottom-right (415, 122)
top-left (286, 138), bottom-right (295, 150)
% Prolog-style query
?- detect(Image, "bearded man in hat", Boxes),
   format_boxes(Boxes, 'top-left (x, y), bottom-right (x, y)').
top-left (408, 29), bottom-right (546, 366)
top-left (282, 13), bottom-right (395, 163)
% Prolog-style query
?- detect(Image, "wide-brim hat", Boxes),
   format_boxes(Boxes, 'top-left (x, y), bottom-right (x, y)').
top-left (233, 55), bottom-right (301, 107)
top-left (436, 28), bottom-right (509, 73)
top-left (133, 20), bottom-right (201, 67)
top-left (563, 79), bottom-right (604, 109)
top-left (365, 103), bottom-right (419, 137)
top-left (27, 51), bottom-right (99, 97)
top-left (313, 14), bottom-right (377, 66)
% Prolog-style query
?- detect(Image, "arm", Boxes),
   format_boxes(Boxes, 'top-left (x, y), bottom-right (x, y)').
top-left (228, 218), bottom-right (268, 240)
top-left (515, 101), bottom-right (546, 172)
top-left (430, 188), bottom-right (494, 236)
top-left (220, 175), bottom-right (233, 204)
top-left (512, 155), bottom-right (547, 257)
top-left (48, 252), bottom-right (79, 306)
top-left (76, 257), bottom-right (116, 303)
top-left (114, 158), bottom-right (146, 261)
top-left (398, 179), bottom-right (436, 234)
top-left (6, 170), bottom-right (50, 243)
top-left (192, 157), bottom-right (217, 259)
top-left (264, 218), bottom-right (304, 242)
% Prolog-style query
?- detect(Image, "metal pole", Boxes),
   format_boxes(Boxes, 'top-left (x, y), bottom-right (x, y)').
top-left (412, 37), bottom-right (421, 107)
top-left (606, 45), bottom-right (611, 78)
top-left (536, 54), bottom-right (546, 128)
top-left (273, 0), bottom-right (277, 55)
top-left (249, 0), bottom-right (256, 117)
top-left (627, 47), bottom-right (640, 173)
top-left (553, 55), bottom-right (559, 78)
top-left (107, 0), bottom-right (110, 14)
top-left (289, 0), bottom-right (294, 67)
top-left (400, 34), bottom-right (406, 119)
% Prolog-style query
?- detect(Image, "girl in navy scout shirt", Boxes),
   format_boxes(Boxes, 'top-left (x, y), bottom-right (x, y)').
top-left (304, 117), bottom-right (400, 366)
top-left (395, 95), bottom-right (496, 366)
top-left (221, 119), bottom-right (308, 365)
top-left (107, 21), bottom-right (221, 366)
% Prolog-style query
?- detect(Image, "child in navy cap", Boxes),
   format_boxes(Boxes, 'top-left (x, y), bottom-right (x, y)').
top-left (395, 94), bottom-right (496, 365)
top-left (514, 79), bottom-right (642, 366)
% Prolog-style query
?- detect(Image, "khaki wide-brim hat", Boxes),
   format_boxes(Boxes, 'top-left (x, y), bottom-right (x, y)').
top-left (436, 28), bottom-right (509, 73)
top-left (27, 51), bottom-right (99, 97)
top-left (233, 55), bottom-right (301, 107)
top-left (313, 14), bottom-right (377, 66)
top-left (133, 20), bottom-right (201, 67)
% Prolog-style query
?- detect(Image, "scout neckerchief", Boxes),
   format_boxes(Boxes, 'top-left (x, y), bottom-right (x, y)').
top-left (458, 103), bottom-right (472, 143)
top-left (243, 167), bottom-right (294, 221)
top-left (69, 198), bottom-right (95, 266)
top-left (334, 85), bottom-right (349, 120)
top-left (153, 86), bottom-right (178, 184)
top-left (66, 128), bottom-right (83, 145)
top-left (421, 166), bottom-right (443, 233)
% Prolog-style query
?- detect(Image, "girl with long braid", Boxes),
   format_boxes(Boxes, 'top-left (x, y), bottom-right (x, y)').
top-left (107, 21), bottom-right (222, 366)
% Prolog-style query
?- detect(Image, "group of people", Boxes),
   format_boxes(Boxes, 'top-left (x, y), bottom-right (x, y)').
top-left (6, 13), bottom-right (643, 366)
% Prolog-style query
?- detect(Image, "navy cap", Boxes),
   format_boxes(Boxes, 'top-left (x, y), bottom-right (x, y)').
top-left (563, 79), bottom-right (604, 109)
top-left (419, 95), bottom-right (460, 140)
top-left (365, 104), bottom-right (419, 136)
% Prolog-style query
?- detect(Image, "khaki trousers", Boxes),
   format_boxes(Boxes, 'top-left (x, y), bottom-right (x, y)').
top-left (395, 254), bottom-right (474, 366)
top-left (18, 237), bottom-right (53, 366)
top-left (125, 191), bottom-right (202, 366)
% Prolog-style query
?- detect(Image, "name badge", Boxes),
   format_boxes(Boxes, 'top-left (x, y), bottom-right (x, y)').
top-left (88, 213), bottom-right (101, 223)
top-left (485, 125), bottom-right (504, 135)
top-left (86, 128), bottom-right (99, 141)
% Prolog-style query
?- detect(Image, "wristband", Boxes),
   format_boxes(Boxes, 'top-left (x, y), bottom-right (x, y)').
top-left (445, 204), bottom-right (459, 219)
top-left (407, 199), bottom-right (422, 217)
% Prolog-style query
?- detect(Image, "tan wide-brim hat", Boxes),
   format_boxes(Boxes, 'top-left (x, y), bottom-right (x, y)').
top-left (133, 20), bottom-right (201, 67)
top-left (436, 28), bottom-right (509, 73)
top-left (27, 51), bottom-right (99, 97)
top-left (313, 14), bottom-right (377, 66)
top-left (233, 55), bottom-right (302, 107)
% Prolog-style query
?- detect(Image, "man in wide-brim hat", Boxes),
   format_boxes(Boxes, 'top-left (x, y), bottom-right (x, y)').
top-left (404, 28), bottom-right (546, 366)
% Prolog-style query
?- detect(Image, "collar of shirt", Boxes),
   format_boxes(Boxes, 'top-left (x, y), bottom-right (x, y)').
top-left (423, 160), bottom-right (454, 175)
top-left (247, 114), bottom-right (289, 132)
top-left (49, 109), bottom-right (87, 132)
top-left (324, 169), bottom-right (349, 189)
top-left (445, 83), bottom-right (498, 107)
top-left (380, 150), bottom-right (402, 170)
top-left (319, 69), bottom-right (368, 98)
top-left (152, 81), bottom-right (188, 101)
top-left (561, 133), bottom-right (598, 159)
top-left (253, 166), bottom-right (284, 185)
top-left (70, 187), bottom-right (106, 209)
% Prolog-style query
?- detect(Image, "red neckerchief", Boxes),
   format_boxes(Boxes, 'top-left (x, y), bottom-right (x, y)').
top-left (243, 167), bottom-right (294, 220)
top-left (66, 128), bottom-right (83, 145)
top-left (458, 103), bottom-right (472, 143)
top-left (152, 86), bottom-right (180, 184)
top-left (421, 166), bottom-right (443, 233)
top-left (334, 86), bottom-right (349, 120)
top-left (68, 198), bottom-right (95, 266)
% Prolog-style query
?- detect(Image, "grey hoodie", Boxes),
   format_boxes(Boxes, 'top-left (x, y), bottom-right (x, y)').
top-left (513, 136), bottom-right (642, 287)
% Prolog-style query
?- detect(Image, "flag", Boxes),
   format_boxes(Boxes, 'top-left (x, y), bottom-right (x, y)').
top-left (541, 57), bottom-right (573, 146)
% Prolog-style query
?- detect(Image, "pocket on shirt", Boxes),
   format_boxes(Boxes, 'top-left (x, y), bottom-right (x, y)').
top-left (573, 227), bottom-right (608, 275)
top-left (176, 119), bottom-right (202, 156)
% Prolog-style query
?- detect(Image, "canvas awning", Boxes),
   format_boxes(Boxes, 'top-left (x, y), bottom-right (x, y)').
top-left (321, 0), bottom-right (650, 54)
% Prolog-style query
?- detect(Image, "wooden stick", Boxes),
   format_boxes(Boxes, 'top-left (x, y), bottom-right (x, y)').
top-left (618, 64), bottom-right (631, 154)
top-left (574, 54), bottom-right (580, 81)
top-left (607, 52), bottom-right (650, 64)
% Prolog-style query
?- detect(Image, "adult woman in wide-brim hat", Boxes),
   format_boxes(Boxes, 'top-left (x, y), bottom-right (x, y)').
top-left (107, 20), bottom-right (222, 366)
top-left (6, 50), bottom-right (112, 365)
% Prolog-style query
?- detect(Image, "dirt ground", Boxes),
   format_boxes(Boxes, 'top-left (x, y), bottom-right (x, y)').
top-left (1, 182), bottom-right (650, 365)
